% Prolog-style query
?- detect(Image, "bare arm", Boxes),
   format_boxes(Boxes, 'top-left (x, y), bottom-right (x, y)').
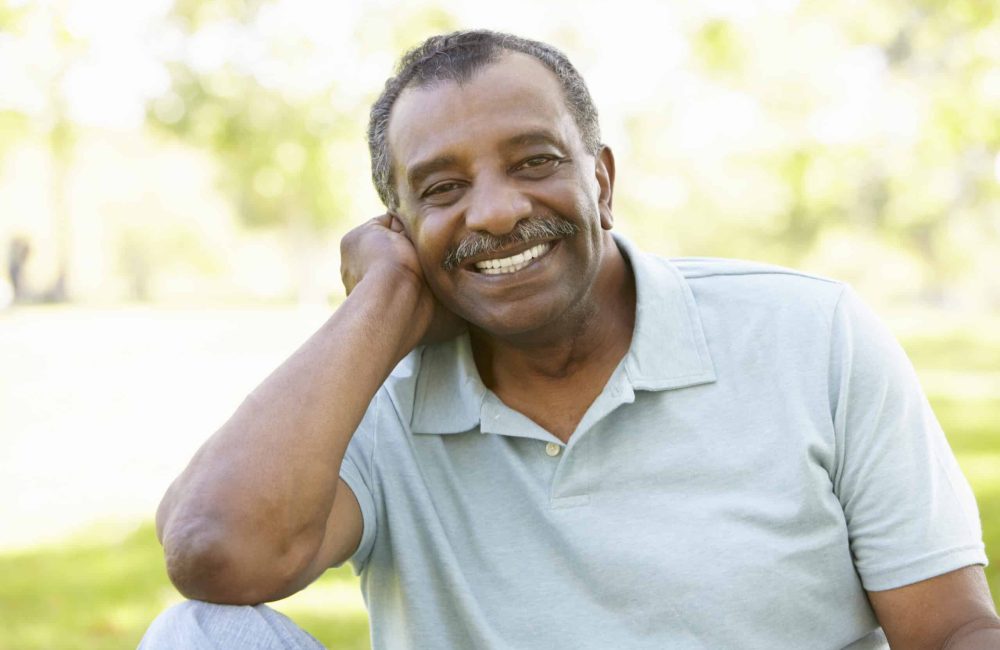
top-left (868, 565), bottom-right (1000, 649)
top-left (156, 215), bottom-right (452, 604)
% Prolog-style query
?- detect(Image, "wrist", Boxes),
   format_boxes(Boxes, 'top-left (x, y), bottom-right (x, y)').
top-left (351, 266), bottom-right (435, 355)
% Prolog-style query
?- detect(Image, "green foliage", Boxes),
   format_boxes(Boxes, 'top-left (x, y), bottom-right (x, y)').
top-left (354, 4), bottom-right (459, 57)
top-left (170, 0), bottom-right (269, 29)
top-left (150, 64), bottom-right (349, 230)
top-left (0, 0), bottom-right (28, 31)
top-left (623, 2), bottom-right (1000, 302)
top-left (147, 2), bottom-right (459, 237)
top-left (691, 20), bottom-right (745, 75)
top-left (0, 110), bottom-right (28, 155)
top-left (147, 1), bottom-right (352, 234)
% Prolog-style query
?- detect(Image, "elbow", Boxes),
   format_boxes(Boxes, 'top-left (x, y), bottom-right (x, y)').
top-left (163, 521), bottom-right (251, 604)
top-left (161, 518), bottom-right (317, 605)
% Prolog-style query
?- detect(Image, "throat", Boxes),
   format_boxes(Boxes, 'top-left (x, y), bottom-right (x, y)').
top-left (472, 312), bottom-right (633, 443)
top-left (490, 376), bottom-right (608, 443)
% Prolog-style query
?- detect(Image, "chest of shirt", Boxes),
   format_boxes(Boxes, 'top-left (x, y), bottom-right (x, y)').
top-left (362, 382), bottom-right (874, 645)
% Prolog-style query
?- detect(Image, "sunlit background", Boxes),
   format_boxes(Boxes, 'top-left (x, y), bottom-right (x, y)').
top-left (1, 0), bottom-right (999, 647)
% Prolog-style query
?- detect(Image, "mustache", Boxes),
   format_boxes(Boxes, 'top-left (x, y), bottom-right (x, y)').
top-left (442, 216), bottom-right (580, 270)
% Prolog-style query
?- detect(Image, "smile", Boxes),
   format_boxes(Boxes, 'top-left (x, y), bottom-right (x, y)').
top-left (474, 242), bottom-right (552, 275)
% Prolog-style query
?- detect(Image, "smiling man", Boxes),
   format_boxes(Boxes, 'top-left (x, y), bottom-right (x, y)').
top-left (142, 31), bottom-right (1000, 649)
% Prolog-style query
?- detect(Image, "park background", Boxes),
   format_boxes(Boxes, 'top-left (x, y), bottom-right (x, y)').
top-left (1, 0), bottom-right (999, 647)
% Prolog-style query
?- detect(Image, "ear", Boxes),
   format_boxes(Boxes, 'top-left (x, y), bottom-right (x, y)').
top-left (595, 145), bottom-right (616, 230)
top-left (388, 208), bottom-right (413, 239)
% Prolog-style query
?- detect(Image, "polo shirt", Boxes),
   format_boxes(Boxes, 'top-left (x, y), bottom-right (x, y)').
top-left (337, 235), bottom-right (986, 649)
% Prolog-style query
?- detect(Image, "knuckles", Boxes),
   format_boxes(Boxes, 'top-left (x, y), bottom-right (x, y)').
top-left (339, 215), bottom-right (423, 296)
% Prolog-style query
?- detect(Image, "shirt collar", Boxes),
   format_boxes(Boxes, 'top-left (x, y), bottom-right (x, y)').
top-left (409, 233), bottom-right (717, 434)
top-left (615, 234), bottom-right (717, 391)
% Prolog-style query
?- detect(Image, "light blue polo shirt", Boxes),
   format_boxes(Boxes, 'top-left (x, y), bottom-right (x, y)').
top-left (337, 236), bottom-right (985, 649)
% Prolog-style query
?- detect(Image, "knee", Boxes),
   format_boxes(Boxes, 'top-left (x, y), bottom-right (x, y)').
top-left (139, 600), bottom-right (322, 650)
top-left (139, 600), bottom-right (264, 649)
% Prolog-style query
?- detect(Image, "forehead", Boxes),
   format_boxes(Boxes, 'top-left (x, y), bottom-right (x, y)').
top-left (387, 53), bottom-right (580, 179)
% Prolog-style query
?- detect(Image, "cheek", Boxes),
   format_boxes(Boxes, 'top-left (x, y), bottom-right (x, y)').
top-left (569, 193), bottom-right (601, 233)
top-left (411, 226), bottom-right (455, 288)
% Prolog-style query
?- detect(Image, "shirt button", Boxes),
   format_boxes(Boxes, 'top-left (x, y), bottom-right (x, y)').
top-left (545, 442), bottom-right (562, 457)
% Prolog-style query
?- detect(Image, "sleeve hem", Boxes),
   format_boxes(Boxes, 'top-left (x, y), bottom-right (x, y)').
top-left (336, 461), bottom-right (377, 576)
top-left (860, 545), bottom-right (988, 592)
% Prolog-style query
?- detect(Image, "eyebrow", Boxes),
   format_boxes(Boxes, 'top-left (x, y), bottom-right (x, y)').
top-left (501, 129), bottom-right (565, 150)
top-left (407, 155), bottom-right (458, 192)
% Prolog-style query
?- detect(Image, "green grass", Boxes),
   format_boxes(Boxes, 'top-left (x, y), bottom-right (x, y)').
top-left (1, 330), bottom-right (997, 649)
top-left (935, 395), bottom-right (1000, 601)
top-left (903, 332), bottom-right (1000, 374)
top-left (902, 325), bottom-right (1000, 600)
top-left (0, 524), bottom-right (370, 650)
top-left (933, 396), bottom-right (1000, 599)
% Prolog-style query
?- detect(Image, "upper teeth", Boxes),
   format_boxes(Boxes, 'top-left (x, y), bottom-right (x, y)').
top-left (475, 242), bottom-right (551, 275)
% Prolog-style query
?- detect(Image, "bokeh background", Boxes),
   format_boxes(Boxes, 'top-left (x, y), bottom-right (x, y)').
top-left (1, 0), bottom-right (998, 647)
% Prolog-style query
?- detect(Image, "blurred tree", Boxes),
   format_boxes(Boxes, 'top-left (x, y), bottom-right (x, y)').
top-left (0, 1), bottom-right (31, 196)
top-left (620, 0), bottom-right (1000, 305)
top-left (0, 111), bottom-right (28, 165)
top-left (0, 0), bottom-right (30, 165)
top-left (0, 1), bottom-right (83, 301)
top-left (877, 1), bottom-right (1000, 302)
top-left (147, 0), bottom-right (456, 303)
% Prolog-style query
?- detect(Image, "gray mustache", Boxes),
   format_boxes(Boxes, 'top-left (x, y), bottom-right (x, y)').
top-left (442, 217), bottom-right (580, 270)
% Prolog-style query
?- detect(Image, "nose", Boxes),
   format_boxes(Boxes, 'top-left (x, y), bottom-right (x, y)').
top-left (463, 175), bottom-right (532, 236)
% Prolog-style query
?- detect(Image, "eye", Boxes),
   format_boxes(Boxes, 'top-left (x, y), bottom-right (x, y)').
top-left (513, 155), bottom-right (566, 177)
top-left (525, 156), bottom-right (552, 167)
top-left (518, 156), bottom-right (557, 170)
top-left (423, 181), bottom-right (464, 199)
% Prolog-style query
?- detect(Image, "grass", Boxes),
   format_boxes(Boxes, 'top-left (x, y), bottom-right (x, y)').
top-left (0, 524), bottom-right (370, 650)
top-left (0, 319), bottom-right (997, 649)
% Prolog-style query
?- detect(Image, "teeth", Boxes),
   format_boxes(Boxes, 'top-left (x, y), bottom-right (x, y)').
top-left (475, 242), bottom-right (551, 275)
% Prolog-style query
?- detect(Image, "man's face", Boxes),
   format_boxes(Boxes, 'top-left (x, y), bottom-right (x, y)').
top-left (387, 52), bottom-right (614, 338)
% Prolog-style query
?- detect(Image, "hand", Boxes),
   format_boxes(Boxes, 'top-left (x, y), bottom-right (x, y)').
top-left (340, 214), bottom-right (466, 349)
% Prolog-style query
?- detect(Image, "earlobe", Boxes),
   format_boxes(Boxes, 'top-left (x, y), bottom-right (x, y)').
top-left (596, 146), bottom-right (616, 230)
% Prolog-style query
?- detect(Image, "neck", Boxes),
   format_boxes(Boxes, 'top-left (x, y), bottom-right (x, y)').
top-left (470, 234), bottom-right (636, 389)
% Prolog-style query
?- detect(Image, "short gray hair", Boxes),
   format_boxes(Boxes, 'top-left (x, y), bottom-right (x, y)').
top-left (367, 29), bottom-right (602, 209)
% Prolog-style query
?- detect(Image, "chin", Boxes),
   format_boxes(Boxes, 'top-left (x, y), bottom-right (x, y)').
top-left (464, 297), bottom-right (577, 341)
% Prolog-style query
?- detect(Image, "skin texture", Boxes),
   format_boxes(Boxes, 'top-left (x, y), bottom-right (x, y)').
top-left (386, 53), bottom-right (635, 441)
top-left (868, 566), bottom-right (1000, 649)
top-left (155, 50), bottom-right (1000, 647)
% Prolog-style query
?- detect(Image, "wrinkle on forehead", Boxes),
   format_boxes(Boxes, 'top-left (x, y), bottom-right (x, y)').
top-left (387, 53), bottom-right (578, 189)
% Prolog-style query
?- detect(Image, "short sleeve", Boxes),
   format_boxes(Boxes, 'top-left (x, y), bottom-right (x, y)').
top-left (828, 285), bottom-right (986, 591)
top-left (336, 392), bottom-right (381, 575)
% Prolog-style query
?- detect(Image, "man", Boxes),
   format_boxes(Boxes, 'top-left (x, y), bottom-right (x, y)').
top-left (142, 30), bottom-right (1000, 649)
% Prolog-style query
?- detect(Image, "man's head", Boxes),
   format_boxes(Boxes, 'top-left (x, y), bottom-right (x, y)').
top-left (368, 30), bottom-right (602, 211)
top-left (369, 31), bottom-right (617, 338)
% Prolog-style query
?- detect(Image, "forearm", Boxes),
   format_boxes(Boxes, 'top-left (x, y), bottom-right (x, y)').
top-left (941, 616), bottom-right (1000, 649)
top-left (157, 271), bottom-right (425, 593)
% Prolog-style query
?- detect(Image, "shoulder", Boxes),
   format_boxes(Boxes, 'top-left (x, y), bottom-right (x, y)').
top-left (672, 256), bottom-right (841, 288)
top-left (665, 255), bottom-right (846, 320)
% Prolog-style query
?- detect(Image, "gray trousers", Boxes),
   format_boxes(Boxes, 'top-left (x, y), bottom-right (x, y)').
top-left (139, 601), bottom-right (328, 649)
